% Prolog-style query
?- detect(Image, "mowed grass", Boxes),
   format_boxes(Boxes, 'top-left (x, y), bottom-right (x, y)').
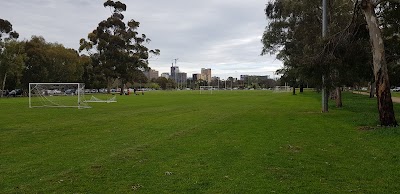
top-left (1, 90), bottom-right (400, 193)
top-left (391, 92), bottom-right (400, 97)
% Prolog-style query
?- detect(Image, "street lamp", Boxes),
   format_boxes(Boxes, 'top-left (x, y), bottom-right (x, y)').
top-left (224, 79), bottom-right (227, 89)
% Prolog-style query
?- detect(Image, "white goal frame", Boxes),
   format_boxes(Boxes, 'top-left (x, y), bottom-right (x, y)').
top-left (200, 86), bottom-right (214, 94)
top-left (29, 83), bottom-right (90, 109)
top-left (273, 85), bottom-right (291, 93)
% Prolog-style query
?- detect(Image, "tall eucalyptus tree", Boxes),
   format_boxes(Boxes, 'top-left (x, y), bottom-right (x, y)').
top-left (359, 0), bottom-right (398, 126)
top-left (79, 0), bottom-right (160, 94)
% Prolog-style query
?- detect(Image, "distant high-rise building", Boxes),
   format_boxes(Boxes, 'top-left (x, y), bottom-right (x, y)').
top-left (161, 73), bottom-right (170, 79)
top-left (240, 75), bottom-right (249, 81)
top-left (171, 65), bottom-right (179, 82)
top-left (177, 72), bottom-right (187, 84)
top-left (201, 68), bottom-right (212, 83)
top-left (144, 69), bottom-right (159, 80)
top-left (193, 74), bottom-right (202, 81)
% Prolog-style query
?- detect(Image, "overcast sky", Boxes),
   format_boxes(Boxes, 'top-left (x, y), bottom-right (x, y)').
top-left (1, 0), bottom-right (283, 79)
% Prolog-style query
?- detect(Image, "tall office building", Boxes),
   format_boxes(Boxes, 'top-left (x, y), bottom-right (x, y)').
top-left (171, 65), bottom-right (180, 82)
top-left (177, 72), bottom-right (187, 84)
top-left (201, 68), bottom-right (212, 83)
top-left (192, 74), bottom-right (202, 81)
top-left (144, 69), bottom-right (159, 80)
top-left (161, 73), bottom-right (170, 79)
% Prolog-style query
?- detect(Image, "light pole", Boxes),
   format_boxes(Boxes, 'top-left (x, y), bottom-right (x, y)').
top-left (224, 79), bottom-right (227, 89)
top-left (322, 0), bottom-right (328, 112)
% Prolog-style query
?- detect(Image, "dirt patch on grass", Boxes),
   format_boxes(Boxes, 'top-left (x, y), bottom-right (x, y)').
top-left (286, 144), bottom-right (301, 153)
top-left (353, 91), bottom-right (400, 103)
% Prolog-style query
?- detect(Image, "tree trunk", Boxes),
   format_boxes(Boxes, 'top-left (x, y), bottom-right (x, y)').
top-left (300, 83), bottom-right (304, 93)
top-left (120, 81), bottom-right (125, 95)
top-left (292, 80), bottom-right (296, 95)
top-left (107, 77), bottom-right (112, 94)
top-left (292, 84), bottom-right (296, 95)
top-left (330, 89), bottom-right (337, 100)
top-left (336, 87), bottom-right (342, 108)
top-left (361, 0), bottom-right (398, 126)
top-left (1, 72), bottom-right (7, 98)
top-left (369, 80), bottom-right (376, 98)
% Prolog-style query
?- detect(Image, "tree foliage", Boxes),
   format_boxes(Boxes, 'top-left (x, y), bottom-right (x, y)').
top-left (379, 2), bottom-right (400, 87)
top-left (0, 19), bottom-right (19, 41)
top-left (0, 40), bottom-right (26, 95)
top-left (262, 0), bottom-right (371, 91)
top-left (22, 36), bottom-right (85, 86)
top-left (0, 18), bottom-right (23, 96)
top-left (79, 0), bottom-right (160, 94)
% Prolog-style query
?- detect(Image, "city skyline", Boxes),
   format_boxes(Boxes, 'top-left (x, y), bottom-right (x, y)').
top-left (149, 66), bottom-right (278, 82)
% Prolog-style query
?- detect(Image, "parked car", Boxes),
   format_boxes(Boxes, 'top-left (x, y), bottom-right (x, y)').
top-left (392, 87), bottom-right (400, 92)
top-left (65, 89), bottom-right (76, 95)
top-left (8, 89), bottom-right (23, 97)
top-left (53, 89), bottom-right (62, 95)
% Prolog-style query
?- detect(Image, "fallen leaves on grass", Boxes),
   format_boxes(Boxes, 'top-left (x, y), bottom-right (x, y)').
top-left (165, 171), bottom-right (173, 175)
top-left (131, 184), bottom-right (142, 191)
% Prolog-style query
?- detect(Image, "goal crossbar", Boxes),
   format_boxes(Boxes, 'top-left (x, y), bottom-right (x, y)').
top-left (200, 86), bottom-right (214, 94)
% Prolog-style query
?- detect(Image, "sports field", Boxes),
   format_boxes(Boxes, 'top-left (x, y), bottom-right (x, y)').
top-left (391, 92), bottom-right (400, 98)
top-left (1, 90), bottom-right (400, 193)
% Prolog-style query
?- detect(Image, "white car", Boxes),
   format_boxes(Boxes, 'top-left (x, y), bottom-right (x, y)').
top-left (392, 87), bottom-right (400, 92)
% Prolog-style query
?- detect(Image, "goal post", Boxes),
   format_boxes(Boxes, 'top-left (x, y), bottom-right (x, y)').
top-left (29, 83), bottom-right (90, 109)
top-left (200, 86), bottom-right (214, 94)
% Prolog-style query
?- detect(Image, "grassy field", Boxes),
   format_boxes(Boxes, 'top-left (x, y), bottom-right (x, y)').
top-left (391, 92), bottom-right (400, 97)
top-left (1, 90), bottom-right (400, 193)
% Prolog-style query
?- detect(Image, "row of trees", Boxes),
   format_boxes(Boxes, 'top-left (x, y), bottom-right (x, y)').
top-left (261, 0), bottom-right (400, 126)
top-left (0, 35), bottom-right (87, 96)
top-left (0, 1), bottom-right (159, 96)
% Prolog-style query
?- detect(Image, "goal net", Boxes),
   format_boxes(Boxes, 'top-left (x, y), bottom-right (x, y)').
top-left (29, 83), bottom-right (90, 109)
top-left (200, 86), bottom-right (214, 94)
top-left (84, 95), bottom-right (117, 103)
top-left (273, 86), bottom-right (291, 93)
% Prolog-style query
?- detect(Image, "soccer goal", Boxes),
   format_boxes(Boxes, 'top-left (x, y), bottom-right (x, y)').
top-left (29, 83), bottom-right (90, 109)
top-left (273, 85), bottom-right (291, 93)
top-left (200, 86), bottom-right (214, 94)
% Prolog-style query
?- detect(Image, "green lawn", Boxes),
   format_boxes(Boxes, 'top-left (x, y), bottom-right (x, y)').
top-left (1, 90), bottom-right (400, 193)
top-left (391, 92), bottom-right (400, 97)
